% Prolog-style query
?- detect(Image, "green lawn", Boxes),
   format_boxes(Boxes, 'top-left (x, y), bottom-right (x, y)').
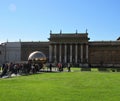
top-left (0, 68), bottom-right (120, 101)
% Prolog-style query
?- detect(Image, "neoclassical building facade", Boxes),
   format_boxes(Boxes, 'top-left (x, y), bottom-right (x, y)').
top-left (0, 31), bottom-right (120, 67)
top-left (48, 32), bottom-right (89, 65)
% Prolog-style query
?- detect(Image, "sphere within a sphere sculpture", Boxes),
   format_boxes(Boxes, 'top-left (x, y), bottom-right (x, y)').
top-left (28, 51), bottom-right (47, 64)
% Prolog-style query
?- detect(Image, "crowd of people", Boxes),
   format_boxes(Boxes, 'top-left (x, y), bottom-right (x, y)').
top-left (0, 62), bottom-right (71, 78)
top-left (0, 62), bottom-right (43, 78)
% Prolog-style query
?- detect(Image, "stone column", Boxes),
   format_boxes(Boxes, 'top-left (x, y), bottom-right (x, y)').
top-left (86, 44), bottom-right (88, 63)
top-left (81, 44), bottom-right (83, 63)
top-left (54, 44), bottom-right (57, 62)
top-left (70, 44), bottom-right (72, 63)
top-left (75, 44), bottom-right (78, 63)
top-left (59, 44), bottom-right (62, 62)
top-left (64, 44), bottom-right (67, 63)
top-left (49, 44), bottom-right (52, 62)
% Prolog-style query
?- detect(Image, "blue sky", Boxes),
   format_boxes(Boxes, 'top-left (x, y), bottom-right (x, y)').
top-left (0, 0), bottom-right (120, 43)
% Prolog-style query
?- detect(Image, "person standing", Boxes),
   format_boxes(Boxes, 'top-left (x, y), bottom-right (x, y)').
top-left (67, 63), bottom-right (71, 72)
top-left (0, 64), bottom-right (8, 78)
top-left (49, 63), bottom-right (52, 72)
top-left (57, 63), bottom-right (62, 72)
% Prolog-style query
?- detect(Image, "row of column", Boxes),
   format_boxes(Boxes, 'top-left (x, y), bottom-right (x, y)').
top-left (49, 44), bottom-right (88, 63)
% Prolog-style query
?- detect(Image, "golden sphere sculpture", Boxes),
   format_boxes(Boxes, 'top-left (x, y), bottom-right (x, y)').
top-left (28, 51), bottom-right (47, 64)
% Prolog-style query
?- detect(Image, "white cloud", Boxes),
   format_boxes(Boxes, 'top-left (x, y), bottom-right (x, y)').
top-left (9, 3), bottom-right (16, 12)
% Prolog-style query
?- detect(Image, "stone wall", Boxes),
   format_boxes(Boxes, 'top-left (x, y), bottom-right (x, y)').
top-left (89, 41), bottom-right (120, 67)
top-left (21, 42), bottom-right (49, 61)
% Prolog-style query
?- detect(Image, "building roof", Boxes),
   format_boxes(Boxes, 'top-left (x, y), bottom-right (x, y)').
top-left (49, 33), bottom-right (89, 43)
top-left (89, 41), bottom-right (120, 46)
top-left (50, 33), bottom-right (88, 38)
